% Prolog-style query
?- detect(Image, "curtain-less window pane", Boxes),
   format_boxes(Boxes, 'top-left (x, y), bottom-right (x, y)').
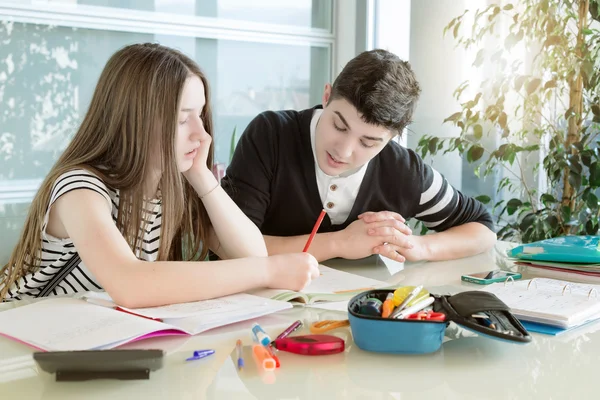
top-left (33, 0), bottom-right (333, 30)
top-left (0, 21), bottom-right (331, 261)
top-left (194, 38), bottom-right (329, 163)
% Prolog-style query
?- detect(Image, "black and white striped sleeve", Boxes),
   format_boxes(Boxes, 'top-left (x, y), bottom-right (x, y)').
top-left (413, 163), bottom-right (494, 232)
top-left (49, 169), bottom-right (112, 209)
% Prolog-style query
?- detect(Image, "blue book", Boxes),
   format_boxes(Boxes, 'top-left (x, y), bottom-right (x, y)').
top-left (520, 321), bottom-right (565, 336)
top-left (508, 236), bottom-right (600, 264)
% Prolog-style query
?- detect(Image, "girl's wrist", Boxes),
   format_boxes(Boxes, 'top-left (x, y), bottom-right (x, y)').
top-left (188, 171), bottom-right (218, 197)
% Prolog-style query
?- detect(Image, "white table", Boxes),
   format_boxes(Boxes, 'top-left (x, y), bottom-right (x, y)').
top-left (1, 243), bottom-right (597, 399)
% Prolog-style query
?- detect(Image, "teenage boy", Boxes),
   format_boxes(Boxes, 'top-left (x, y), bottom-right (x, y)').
top-left (221, 49), bottom-right (496, 263)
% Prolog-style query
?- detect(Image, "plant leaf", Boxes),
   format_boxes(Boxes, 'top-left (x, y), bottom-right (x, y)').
top-left (507, 198), bottom-right (523, 215)
top-left (475, 195), bottom-right (491, 204)
top-left (473, 124), bottom-right (483, 139)
top-left (514, 75), bottom-right (527, 91)
top-left (526, 78), bottom-right (542, 94)
top-left (444, 112), bottom-right (462, 123)
top-left (473, 49), bottom-right (485, 67)
top-left (468, 145), bottom-right (485, 162)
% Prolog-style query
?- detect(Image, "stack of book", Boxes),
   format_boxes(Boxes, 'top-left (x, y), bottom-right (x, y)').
top-left (508, 236), bottom-right (600, 284)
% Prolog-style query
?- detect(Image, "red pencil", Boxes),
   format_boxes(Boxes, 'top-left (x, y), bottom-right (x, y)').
top-left (303, 209), bottom-right (326, 252)
top-left (115, 306), bottom-right (163, 322)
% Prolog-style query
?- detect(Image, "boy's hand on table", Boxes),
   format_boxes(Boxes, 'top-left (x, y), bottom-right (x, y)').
top-left (333, 211), bottom-right (412, 262)
top-left (358, 211), bottom-right (421, 262)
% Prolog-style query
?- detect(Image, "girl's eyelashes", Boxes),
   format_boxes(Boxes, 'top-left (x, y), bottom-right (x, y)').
top-left (179, 114), bottom-right (203, 126)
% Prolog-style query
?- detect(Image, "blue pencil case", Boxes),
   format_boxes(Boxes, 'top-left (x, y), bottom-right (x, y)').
top-left (348, 289), bottom-right (531, 354)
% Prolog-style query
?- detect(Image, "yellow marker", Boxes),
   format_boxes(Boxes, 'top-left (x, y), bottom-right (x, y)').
top-left (392, 286), bottom-right (429, 308)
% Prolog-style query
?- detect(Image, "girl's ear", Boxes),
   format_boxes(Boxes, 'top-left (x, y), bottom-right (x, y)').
top-left (321, 83), bottom-right (332, 108)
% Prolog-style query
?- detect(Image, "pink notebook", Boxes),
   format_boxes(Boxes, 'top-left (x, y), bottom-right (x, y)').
top-left (0, 295), bottom-right (291, 351)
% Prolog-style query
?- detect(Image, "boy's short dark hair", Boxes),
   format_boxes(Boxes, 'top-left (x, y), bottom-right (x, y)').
top-left (330, 49), bottom-right (421, 136)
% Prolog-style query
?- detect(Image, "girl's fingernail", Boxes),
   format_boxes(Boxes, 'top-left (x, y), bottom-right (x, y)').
top-left (368, 229), bottom-right (374, 234)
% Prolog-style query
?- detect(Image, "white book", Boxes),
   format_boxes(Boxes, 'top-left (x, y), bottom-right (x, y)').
top-left (0, 293), bottom-right (291, 352)
top-left (483, 278), bottom-right (600, 329)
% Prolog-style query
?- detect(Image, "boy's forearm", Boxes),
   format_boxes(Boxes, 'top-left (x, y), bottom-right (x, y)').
top-left (264, 232), bottom-right (340, 262)
top-left (416, 222), bottom-right (497, 261)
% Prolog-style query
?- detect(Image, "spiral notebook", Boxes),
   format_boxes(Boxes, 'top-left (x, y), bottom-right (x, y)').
top-left (483, 278), bottom-right (600, 329)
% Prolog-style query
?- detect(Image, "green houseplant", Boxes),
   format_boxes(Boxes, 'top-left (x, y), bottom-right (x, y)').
top-left (417, 0), bottom-right (600, 243)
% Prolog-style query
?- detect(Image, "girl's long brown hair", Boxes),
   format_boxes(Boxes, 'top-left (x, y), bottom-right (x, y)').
top-left (1, 43), bottom-right (214, 299)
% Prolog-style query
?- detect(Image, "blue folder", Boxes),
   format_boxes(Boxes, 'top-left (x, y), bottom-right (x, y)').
top-left (508, 235), bottom-right (600, 264)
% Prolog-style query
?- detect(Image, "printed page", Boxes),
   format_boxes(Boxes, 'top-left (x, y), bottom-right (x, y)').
top-left (483, 278), bottom-right (600, 327)
top-left (0, 298), bottom-right (173, 351)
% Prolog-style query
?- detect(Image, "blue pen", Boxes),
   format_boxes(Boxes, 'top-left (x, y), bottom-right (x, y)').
top-left (251, 323), bottom-right (272, 346)
top-left (236, 339), bottom-right (244, 370)
top-left (186, 349), bottom-right (215, 361)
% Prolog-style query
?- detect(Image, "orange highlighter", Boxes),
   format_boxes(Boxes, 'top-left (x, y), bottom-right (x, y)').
top-left (252, 344), bottom-right (276, 371)
top-left (382, 293), bottom-right (395, 318)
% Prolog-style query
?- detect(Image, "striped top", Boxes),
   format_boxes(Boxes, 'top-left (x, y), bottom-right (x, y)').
top-left (2, 169), bottom-right (162, 301)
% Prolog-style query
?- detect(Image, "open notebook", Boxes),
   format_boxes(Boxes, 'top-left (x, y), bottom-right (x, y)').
top-left (483, 278), bottom-right (600, 329)
top-left (248, 264), bottom-right (388, 304)
top-left (0, 293), bottom-right (290, 352)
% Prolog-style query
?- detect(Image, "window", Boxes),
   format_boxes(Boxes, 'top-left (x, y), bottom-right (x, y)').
top-left (0, 0), bottom-right (334, 261)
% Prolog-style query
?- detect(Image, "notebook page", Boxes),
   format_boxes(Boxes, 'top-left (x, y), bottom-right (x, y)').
top-left (483, 278), bottom-right (600, 328)
top-left (120, 293), bottom-right (285, 319)
top-left (0, 298), bottom-right (175, 351)
top-left (164, 300), bottom-right (292, 335)
top-left (301, 265), bottom-right (387, 294)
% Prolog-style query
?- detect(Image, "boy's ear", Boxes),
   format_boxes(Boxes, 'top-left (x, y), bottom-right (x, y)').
top-left (321, 84), bottom-right (332, 107)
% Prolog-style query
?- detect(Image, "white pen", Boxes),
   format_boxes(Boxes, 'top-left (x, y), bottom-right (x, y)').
top-left (394, 296), bottom-right (435, 319)
top-left (390, 285), bottom-right (424, 318)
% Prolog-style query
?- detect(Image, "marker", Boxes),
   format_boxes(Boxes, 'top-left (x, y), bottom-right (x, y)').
top-left (275, 320), bottom-right (303, 341)
top-left (186, 349), bottom-right (215, 361)
top-left (381, 293), bottom-right (395, 318)
top-left (393, 296), bottom-right (435, 319)
top-left (252, 323), bottom-right (272, 346)
top-left (252, 344), bottom-right (276, 371)
top-left (266, 345), bottom-right (281, 368)
top-left (236, 339), bottom-right (244, 370)
top-left (393, 285), bottom-right (424, 314)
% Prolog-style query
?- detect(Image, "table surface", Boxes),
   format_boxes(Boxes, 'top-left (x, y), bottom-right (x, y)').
top-left (1, 242), bottom-right (597, 399)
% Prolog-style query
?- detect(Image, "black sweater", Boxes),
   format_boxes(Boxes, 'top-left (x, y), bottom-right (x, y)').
top-left (222, 106), bottom-right (494, 236)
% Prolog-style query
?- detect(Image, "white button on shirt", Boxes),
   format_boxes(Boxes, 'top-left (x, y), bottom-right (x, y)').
top-left (310, 109), bottom-right (370, 225)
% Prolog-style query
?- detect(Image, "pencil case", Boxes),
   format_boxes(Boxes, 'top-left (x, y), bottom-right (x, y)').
top-left (347, 289), bottom-right (531, 354)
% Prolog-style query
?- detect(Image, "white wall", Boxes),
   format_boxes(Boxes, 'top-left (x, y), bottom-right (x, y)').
top-left (408, 0), bottom-right (470, 188)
